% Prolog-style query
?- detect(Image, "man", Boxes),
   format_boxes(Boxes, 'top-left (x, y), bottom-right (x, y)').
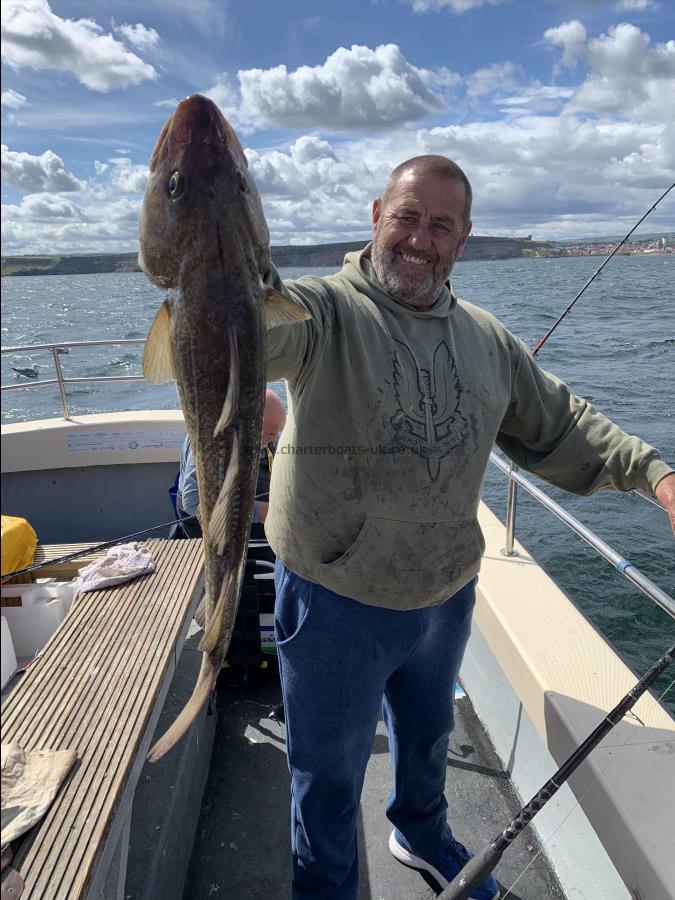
top-left (264, 156), bottom-right (675, 900)
top-left (177, 387), bottom-right (286, 537)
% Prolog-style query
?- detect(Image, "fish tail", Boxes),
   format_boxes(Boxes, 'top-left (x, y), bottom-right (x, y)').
top-left (198, 571), bottom-right (236, 655)
top-left (147, 653), bottom-right (221, 762)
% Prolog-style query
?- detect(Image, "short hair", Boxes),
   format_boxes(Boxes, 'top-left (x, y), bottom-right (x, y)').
top-left (381, 155), bottom-right (472, 226)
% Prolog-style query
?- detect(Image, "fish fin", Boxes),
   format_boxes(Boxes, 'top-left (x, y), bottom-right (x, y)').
top-left (264, 289), bottom-right (311, 330)
top-left (208, 432), bottom-right (241, 555)
top-left (142, 300), bottom-right (174, 384)
top-left (193, 594), bottom-right (207, 629)
top-left (147, 653), bottom-right (221, 762)
top-left (198, 570), bottom-right (237, 655)
top-left (213, 331), bottom-right (239, 437)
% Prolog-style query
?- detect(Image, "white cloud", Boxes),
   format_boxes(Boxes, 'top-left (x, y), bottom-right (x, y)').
top-left (113, 22), bottom-right (160, 52)
top-left (407, 0), bottom-right (506, 13)
top-left (234, 44), bottom-right (447, 130)
top-left (1, 0), bottom-right (158, 91)
top-left (1, 89), bottom-right (27, 109)
top-left (1, 144), bottom-right (86, 192)
top-left (107, 158), bottom-right (149, 194)
top-left (154, 98), bottom-right (181, 109)
top-left (572, 23), bottom-right (675, 122)
top-left (1, 194), bottom-right (142, 254)
top-left (544, 20), bottom-right (587, 71)
top-left (615, 0), bottom-right (659, 10)
top-left (4, 192), bottom-right (89, 222)
top-left (240, 106), bottom-right (674, 245)
top-left (495, 83), bottom-right (575, 114)
top-left (466, 62), bottom-right (523, 99)
top-left (3, 101), bottom-right (672, 254)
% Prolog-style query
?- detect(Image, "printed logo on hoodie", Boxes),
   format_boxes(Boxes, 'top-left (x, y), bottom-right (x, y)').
top-left (391, 338), bottom-right (468, 483)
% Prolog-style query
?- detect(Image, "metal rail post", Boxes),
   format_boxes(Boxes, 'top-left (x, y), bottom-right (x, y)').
top-left (51, 346), bottom-right (70, 419)
top-left (501, 461), bottom-right (519, 557)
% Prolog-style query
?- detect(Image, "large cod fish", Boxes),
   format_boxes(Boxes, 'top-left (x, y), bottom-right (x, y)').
top-left (139, 94), bottom-right (307, 761)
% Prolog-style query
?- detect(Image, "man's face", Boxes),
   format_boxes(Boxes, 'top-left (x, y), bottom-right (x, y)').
top-left (261, 408), bottom-right (286, 447)
top-left (371, 171), bottom-right (472, 309)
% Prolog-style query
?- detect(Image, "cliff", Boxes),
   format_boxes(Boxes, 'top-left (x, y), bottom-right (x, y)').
top-left (1, 236), bottom-right (559, 277)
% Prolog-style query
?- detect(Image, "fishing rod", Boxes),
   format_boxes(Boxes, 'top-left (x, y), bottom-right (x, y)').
top-left (3, 487), bottom-right (271, 582)
top-left (438, 642), bottom-right (675, 900)
top-left (532, 182), bottom-right (674, 357)
top-left (0, 515), bottom-right (198, 583)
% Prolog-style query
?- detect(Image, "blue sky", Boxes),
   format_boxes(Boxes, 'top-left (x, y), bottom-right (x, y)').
top-left (2, 0), bottom-right (674, 254)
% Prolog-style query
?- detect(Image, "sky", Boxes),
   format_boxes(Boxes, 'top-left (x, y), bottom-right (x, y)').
top-left (1, 0), bottom-right (674, 255)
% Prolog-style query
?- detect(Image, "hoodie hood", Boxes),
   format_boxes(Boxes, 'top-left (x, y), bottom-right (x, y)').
top-left (340, 243), bottom-right (457, 320)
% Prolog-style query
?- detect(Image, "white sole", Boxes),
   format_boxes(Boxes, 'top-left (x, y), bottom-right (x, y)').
top-left (388, 831), bottom-right (500, 899)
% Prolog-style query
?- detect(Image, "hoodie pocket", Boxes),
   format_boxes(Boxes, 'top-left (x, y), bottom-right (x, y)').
top-left (319, 515), bottom-right (485, 606)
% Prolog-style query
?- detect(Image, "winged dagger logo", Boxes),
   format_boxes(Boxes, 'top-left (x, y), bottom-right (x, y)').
top-left (391, 339), bottom-right (467, 483)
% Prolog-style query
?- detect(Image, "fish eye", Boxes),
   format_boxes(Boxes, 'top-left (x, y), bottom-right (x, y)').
top-left (168, 172), bottom-right (186, 199)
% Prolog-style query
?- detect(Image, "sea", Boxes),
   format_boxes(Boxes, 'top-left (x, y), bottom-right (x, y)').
top-left (2, 255), bottom-right (674, 709)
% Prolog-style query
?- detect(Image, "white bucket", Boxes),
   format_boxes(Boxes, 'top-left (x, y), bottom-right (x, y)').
top-left (44, 581), bottom-right (76, 615)
top-left (1, 616), bottom-right (17, 689)
top-left (1, 587), bottom-right (66, 658)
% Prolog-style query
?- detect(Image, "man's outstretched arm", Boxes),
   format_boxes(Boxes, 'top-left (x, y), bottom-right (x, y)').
top-left (654, 473), bottom-right (675, 535)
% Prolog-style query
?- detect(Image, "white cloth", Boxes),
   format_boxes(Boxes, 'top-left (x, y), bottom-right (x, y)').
top-left (1, 741), bottom-right (77, 849)
top-left (73, 542), bottom-right (155, 600)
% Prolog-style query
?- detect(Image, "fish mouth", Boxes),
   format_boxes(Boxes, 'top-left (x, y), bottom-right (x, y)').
top-left (150, 94), bottom-right (247, 172)
top-left (150, 94), bottom-right (236, 173)
top-left (172, 95), bottom-right (225, 146)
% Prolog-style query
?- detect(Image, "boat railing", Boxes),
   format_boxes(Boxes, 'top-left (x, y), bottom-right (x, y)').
top-left (490, 451), bottom-right (674, 620)
top-left (1, 339), bottom-right (148, 420)
top-left (2, 339), bottom-right (673, 621)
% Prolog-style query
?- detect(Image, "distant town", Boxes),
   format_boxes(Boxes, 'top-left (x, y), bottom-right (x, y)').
top-left (551, 235), bottom-right (674, 258)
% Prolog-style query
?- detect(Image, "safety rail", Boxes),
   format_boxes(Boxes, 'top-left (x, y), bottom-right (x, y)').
top-left (1, 339), bottom-right (152, 420)
top-left (489, 450), bottom-right (675, 621)
top-left (2, 340), bottom-right (672, 621)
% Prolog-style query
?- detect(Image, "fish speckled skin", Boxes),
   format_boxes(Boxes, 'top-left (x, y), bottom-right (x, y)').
top-left (139, 94), bottom-right (270, 761)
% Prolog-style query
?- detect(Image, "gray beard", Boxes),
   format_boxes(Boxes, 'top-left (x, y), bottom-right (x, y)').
top-left (371, 241), bottom-right (449, 309)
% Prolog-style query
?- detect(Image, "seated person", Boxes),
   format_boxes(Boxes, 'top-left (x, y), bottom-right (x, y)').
top-left (176, 388), bottom-right (286, 538)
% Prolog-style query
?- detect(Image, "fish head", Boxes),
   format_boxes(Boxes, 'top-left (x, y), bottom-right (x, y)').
top-left (138, 94), bottom-right (272, 290)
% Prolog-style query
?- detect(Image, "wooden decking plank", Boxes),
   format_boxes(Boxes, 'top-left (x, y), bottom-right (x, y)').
top-left (3, 539), bottom-right (193, 740)
top-left (69, 539), bottom-right (203, 898)
top-left (1, 539), bottom-right (204, 899)
top-left (18, 539), bottom-right (200, 899)
top-left (39, 539), bottom-right (201, 898)
top-left (16, 539), bottom-right (201, 898)
top-left (0, 544), bottom-right (149, 735)
top-left (1, 566), bottom-right (154, 742)
top-left (2, 579), bottom-right (142, 741)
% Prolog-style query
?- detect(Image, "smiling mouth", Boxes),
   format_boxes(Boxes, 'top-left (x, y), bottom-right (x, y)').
top-left (398, 251), bottom-right (431, 266)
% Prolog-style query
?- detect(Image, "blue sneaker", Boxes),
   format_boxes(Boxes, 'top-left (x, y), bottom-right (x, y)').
top-left (389, 829), bottom-right (500, 899)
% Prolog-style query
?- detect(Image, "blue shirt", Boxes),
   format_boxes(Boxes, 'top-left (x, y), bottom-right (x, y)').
top-left (178, 435), bottom-right (265, 523)
top-left (178, 436), bottom-right (200, 518)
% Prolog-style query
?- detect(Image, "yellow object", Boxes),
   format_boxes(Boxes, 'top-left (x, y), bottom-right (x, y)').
top-left (1, 516), bottom-right (38, 576)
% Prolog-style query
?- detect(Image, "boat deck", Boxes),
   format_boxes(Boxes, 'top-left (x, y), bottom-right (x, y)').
top-left (127, 659), bottom-right (566, 899)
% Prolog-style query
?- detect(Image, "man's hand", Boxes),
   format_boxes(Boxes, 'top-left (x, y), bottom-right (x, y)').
top-left (654, 473), bottom-right (675, 535)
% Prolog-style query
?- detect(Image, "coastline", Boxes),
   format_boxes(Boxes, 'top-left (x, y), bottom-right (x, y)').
top-left (1, 234), bottom-right (672, 277)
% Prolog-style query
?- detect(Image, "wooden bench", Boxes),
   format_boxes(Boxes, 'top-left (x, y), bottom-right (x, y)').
top-left (1, 538), bottom-right (204, 899)
top-left (2, 542), bottom-right (108, 586)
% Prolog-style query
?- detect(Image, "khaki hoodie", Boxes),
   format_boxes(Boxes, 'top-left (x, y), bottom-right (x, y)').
top-left (265, 246), bottom-right (671, 609)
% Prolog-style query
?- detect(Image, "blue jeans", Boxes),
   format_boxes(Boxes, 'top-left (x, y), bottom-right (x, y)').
top-left (274, 561), bottom-right (477, 899)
